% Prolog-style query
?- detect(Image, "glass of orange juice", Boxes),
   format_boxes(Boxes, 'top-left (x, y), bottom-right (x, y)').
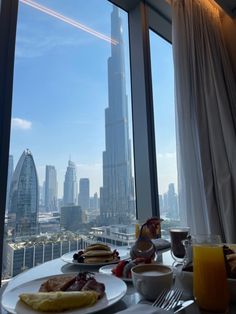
top-left (192, 234), bottom-right (229, 313)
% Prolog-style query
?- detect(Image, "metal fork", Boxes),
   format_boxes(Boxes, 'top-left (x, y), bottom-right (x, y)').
top-left (152, 288), bottom-right (183, 311)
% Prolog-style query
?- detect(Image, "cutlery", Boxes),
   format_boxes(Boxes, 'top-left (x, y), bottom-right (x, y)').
top-left (174, 299), bottom-right (194, 313)
top-left (152, 288), bottom-right (183, 310)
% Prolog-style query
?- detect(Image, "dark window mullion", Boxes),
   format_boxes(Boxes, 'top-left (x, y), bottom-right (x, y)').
top-left (129, 2), bottom-right (159, 222)
top-left (0, 0), bottom-right (18, 284)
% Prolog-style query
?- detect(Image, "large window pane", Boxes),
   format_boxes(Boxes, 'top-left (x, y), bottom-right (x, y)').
top-left (150, 31), bottom-right (180, 238)
top-left (3, 0), bottom-right (135, 280)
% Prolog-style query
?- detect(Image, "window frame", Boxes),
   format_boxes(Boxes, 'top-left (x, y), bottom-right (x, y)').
top-left (0, 0), bottom-right (19, 285)
top-left (111, 0), bottom-right (172, 221)
top-left (0, 0), bottom-right (172, 282)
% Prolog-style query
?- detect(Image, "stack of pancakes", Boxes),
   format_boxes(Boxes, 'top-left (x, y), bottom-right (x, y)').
top-left (82, 243), bottom-right (116, 264)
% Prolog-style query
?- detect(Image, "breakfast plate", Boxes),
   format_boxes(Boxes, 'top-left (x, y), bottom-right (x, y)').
top-left (61, 247), bottom-right (130, 266)
top-left (99, 264), bottom-right (133, 283)
top-left (1, 273), bottom-right (127, 314)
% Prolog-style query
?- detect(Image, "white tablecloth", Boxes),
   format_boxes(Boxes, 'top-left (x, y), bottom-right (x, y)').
top-left (1, 249), bottom-right (235, 313)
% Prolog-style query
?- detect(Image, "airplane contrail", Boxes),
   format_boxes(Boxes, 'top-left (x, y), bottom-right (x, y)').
top-left (19, 0), bottom-right (118, 45)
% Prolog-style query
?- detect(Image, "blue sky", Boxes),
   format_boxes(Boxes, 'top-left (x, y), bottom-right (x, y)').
top-left (150, 32), bottom-right (177, 194)
top-left (10, 0), bottom-right (177, 197)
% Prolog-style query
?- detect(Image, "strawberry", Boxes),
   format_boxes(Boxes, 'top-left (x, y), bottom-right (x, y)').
top-left (112, 260), bottom-right (127, 277)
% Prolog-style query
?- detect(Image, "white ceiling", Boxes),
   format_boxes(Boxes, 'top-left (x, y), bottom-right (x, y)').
top-left (215, 0), bottom-right (236, 17)
top-left (110, 0), bottom-right (236, 19)
top-left (146, 0), bottom-right (236, 19)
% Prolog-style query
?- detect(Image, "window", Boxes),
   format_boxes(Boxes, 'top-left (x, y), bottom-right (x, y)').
top-left (3, 0), bottom-right (135, 280)
top-left (0, 0), bottom-right (174, 283)
top-left (150, 31), bottom-right (180, 238)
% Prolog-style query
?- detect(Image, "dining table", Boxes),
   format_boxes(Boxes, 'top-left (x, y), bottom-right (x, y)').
top-left (0, 246), bottom-right (235, 314)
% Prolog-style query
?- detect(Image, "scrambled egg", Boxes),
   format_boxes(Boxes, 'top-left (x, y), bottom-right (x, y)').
top-left (19, 291), bottom-right (99, 312)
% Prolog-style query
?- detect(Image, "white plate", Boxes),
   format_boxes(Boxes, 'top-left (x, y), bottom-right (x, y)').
top-left (1, 272), bottom-right (127, 314)
top-left (99, 264), bottom-right (132, 283)
top-left (61, 247), bottom-right (130, 266)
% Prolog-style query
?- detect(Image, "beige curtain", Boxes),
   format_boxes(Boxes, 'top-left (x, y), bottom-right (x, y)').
top-left (171, 0), bottom-right (236, 242)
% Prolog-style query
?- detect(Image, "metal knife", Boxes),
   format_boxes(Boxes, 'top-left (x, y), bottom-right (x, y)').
top-left (174, 300), bottom-right (194, 313)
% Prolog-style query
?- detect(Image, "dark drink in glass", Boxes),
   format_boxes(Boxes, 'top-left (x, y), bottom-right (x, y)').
top-left (169, 228), bottom-right (190, 261)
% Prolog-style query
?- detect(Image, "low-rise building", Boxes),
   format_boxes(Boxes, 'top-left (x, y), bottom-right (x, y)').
top-left (5, 232), bottom-right (81, 278)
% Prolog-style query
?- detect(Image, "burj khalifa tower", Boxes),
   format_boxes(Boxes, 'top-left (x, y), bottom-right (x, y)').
top-left (100, 6), bottom-right (134, 225)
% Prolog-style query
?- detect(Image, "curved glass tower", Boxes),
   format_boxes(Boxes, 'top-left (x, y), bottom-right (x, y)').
top-left (8, 149), bottom-right (39, 238)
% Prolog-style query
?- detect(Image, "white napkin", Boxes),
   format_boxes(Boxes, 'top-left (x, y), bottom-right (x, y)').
top-left (115, 304), bottom-right (174, 313)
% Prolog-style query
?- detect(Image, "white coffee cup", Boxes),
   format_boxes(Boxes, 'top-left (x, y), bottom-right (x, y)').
top-left (131, 264), bottom-right (173, 301)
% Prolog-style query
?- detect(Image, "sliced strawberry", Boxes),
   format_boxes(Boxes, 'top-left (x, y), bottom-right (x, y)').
top-left (112, 260), bottom-right (126, 277)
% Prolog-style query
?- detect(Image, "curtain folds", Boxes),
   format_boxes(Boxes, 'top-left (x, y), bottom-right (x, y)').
top-left (171, 0), bottom-right (236, 242)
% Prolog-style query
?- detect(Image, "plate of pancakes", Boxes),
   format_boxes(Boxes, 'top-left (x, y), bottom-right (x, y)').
top-left (61, 243), bottom-right (130, 266)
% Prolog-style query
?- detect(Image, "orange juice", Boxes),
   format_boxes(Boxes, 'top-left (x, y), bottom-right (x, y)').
top-left (193, 244), bottom-right (229, 312)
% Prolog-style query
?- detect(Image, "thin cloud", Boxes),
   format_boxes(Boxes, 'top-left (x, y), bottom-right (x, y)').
top-left (15, 27), bottom-right (96, 59)
top-left (157, 152), bottom-right (176, 159)
top-left (12, 118), bottom-right (32, 130)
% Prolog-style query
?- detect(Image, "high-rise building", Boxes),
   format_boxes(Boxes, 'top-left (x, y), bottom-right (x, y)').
top-left (45, 165), bottom-right (58, 212)
top-left (8, 149), bottom-right (39, 238)
top-left (159, 194), bottom-right (164, 214)
top-left (60, 205), bottom-right (82, 232)
top-left (6, 155), bottom-right (14, 212)
top-left (100, 6), bottom-right (134, 225)
top-left (63, 160), bottom-right (78, 206)
top-left (90, 192), bottom-right (99, 211)
top-left (39, 184), bottom-right (45, 212)
top-left (166, 183), bottom-right (179, 219)
top-left (78, 178), bottom-right (90, 211)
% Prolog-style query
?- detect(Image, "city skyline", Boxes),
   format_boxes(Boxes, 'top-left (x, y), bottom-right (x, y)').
top-left (8, 152), bottom-right (178, 199)
top-left (10, 1), bottom-right (177, 198)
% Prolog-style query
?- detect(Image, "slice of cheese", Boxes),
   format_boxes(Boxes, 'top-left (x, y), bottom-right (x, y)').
top-left (19, 291), bottom-right (99, 312)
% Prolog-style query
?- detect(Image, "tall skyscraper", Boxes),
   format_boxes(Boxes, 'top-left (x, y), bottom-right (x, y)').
top-left (8, 149), bottom-right (39, 238)
top-left (60, 205), bottom-right (82, 232)
top-left (159, 194), bottom-right (164, 214)
top-left (100, 7), bottom-right (134, 225)
top-left (90, 192), bottom-right (99, 211)
top-left (63, 160), bottom-right (78, 206)
top-left (45, 165), bottom-right (58, 212)
top-left (6, 155), bottom-right (14, 212)
top-left (166, 183), bottom-right (179, 219)
top-left (78, 178), bottom-right (90, 211)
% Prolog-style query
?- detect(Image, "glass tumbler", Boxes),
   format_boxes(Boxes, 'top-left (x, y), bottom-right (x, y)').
top-left (169, 227), bottom-right (190, 263)
top-left (192, 234), bottom-right (229, 313)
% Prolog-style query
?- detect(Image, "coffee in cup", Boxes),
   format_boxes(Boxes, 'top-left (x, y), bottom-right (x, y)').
top-left (131, 264), bottom-right (173, 301)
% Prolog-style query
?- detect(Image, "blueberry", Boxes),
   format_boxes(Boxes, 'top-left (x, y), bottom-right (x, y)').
top-left (73, 253), bottom-right (78, 260)
top-left (77, 256), bottom-right (84, 263)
